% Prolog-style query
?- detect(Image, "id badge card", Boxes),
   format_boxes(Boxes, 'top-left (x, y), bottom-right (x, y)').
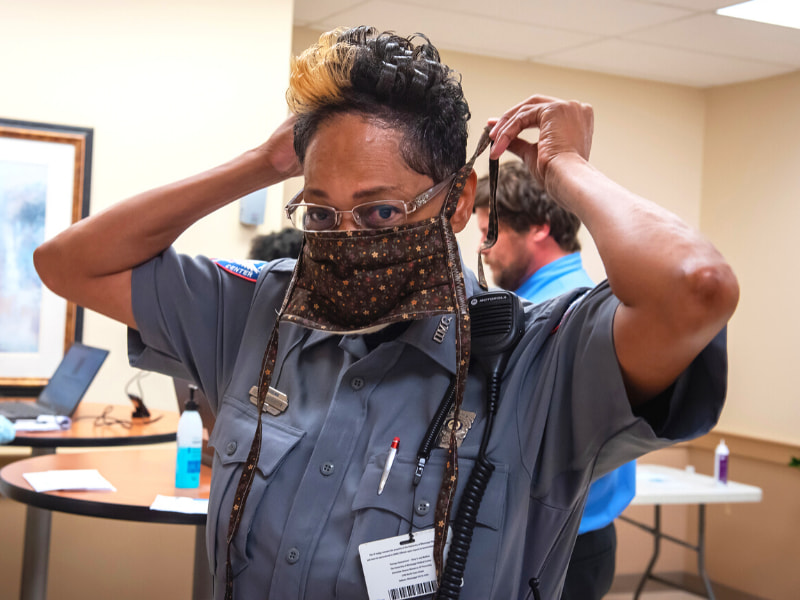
top-left (359, 528), bottom-right (450, 600)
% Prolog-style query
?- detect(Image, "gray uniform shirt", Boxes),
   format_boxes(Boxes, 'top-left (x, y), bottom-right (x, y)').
top-left (129, 249), bottom-right (726, 600)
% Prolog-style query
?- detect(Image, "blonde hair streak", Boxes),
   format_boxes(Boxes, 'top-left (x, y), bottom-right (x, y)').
top-left (287, 28), bottom-right (360, 114)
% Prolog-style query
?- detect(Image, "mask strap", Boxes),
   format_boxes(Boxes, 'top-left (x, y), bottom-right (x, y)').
top-left (224, 325), bottom-right (279, 600)
top-left (476, 154), bottom-right (499, 291)
top-left (441, 126), bottom-right (491, 220)
top-left (432, 127), bottom-right (492, 578)
top-left (224, 238), bottom-right (308, 600)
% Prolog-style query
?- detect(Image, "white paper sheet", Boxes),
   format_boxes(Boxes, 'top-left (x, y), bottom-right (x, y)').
top-left (23, 469), bottom-right (116, 492)
top-left (13, 415), bottom-right (71, 431)
top-left (150, 494), bottom-right (208, 514)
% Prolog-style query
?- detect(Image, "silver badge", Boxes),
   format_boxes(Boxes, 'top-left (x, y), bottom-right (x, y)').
top-left (437, 408), bottom-right (476, 449)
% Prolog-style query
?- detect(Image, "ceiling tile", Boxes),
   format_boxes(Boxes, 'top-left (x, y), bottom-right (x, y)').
top-left (630, 0), bottom-right (734, 10)
top-left (293, 0), bottom-right (365, 27)
top-left (305, 1), bottom-right (598, 58)
top-left (292, 0), bottom-right (800, 87)
top-left (625, 13), bottom-right (800, 66)
top-left (394, 0), bottom-right (692, 36)
top-left (538, 38), bottom-right (796, 87)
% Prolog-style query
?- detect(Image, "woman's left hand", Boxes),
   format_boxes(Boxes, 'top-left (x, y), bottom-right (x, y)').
top-left (488, 95), bottom-right (593, 188)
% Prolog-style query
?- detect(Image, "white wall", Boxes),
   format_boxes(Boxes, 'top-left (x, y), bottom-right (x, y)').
top-left (1, 0), bottom-right (295, 412)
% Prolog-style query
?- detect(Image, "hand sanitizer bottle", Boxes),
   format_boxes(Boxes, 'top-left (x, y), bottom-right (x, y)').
top-left (714, 439), bottom-right (729, 485)
top-left (175, 385), bottom-right (203, 488)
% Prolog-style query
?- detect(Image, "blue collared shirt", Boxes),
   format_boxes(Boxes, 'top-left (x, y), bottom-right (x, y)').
top-left (516, 253), bottom-right (594, 304)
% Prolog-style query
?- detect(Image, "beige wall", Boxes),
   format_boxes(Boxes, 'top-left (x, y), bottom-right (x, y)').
top-left (445, 48), bottom-right (706, 284)
top-left (702, 71), bottom-right (800, 446)
top-left (0, 2), bottom-right (293, 597)
top-left (3, 13), bottom-right (800, 600)
top-left (1, 0), bottom-right (295, 415)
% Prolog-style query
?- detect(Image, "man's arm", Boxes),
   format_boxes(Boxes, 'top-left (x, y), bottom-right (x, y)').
top-left (34, 117), bottom-right (301, 330)
top-left (489, 96), bottom-right (739, 406)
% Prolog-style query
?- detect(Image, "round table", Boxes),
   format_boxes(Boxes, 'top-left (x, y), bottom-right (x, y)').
top-left (2, 403), bottom-right (183, 600)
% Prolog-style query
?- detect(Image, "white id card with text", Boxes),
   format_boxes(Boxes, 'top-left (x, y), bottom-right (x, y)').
top-left (359, 528), bottom-right (449, 600)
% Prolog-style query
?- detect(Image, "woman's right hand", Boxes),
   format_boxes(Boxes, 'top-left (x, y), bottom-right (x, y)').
top-left (254, 115), bottom-right (303, 181)
top-left (34, 114), bottom-right (305, 330)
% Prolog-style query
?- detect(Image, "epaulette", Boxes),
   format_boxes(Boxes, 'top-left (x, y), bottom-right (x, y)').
top-left (213, 259), bottom-right (268, 282)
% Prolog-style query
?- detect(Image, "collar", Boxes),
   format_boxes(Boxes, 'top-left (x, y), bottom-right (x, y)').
top-left (297, 260), bottom-right (482, 375)
top-left (516, 252), bottom-right (591, 302)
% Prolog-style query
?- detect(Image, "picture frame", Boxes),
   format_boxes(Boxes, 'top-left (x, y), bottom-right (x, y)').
top-left (0, 118), bottom-right (93, 390)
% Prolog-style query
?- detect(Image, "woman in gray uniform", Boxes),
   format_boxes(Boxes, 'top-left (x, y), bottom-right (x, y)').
top-left (34, 26), bottom-right (738, 600)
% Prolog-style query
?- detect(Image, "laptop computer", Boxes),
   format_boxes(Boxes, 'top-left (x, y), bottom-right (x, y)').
top-left (173, 377), bottom-right (216, 467)
top-left (0, 342), bottom-right (109, 421)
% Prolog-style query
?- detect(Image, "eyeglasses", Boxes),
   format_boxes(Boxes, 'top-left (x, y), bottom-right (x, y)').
top-left (284, 174), bottom-right (455, 232)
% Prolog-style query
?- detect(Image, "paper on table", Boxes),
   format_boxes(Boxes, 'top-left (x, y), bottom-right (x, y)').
top-left (13, 415), bottom-right (72, 432)
top-left (23, 469), bottom-right (116, 493)
top-left (150, 494), bottom-right (209, 514)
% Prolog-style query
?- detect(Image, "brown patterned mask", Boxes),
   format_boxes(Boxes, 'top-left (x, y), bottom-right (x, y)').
top-left (281, 215), bottom-right (456, 334)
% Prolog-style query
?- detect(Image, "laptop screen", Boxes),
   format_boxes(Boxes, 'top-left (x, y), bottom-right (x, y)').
top-left (38, 342), bottom-right (109, 414)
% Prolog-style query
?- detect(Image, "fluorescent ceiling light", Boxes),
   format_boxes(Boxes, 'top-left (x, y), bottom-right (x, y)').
top-left (717, 0), bottom-right (800, 30)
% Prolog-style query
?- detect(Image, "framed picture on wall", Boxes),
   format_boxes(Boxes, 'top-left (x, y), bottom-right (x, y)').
top-left (0, 118), bottom-right (93, 389)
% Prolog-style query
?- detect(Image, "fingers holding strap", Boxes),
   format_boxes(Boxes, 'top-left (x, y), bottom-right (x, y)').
top-left (476, 150), bottom-right (498, 291)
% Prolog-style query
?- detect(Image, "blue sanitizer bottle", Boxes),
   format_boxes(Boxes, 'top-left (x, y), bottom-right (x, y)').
top-left (175, 385), bottom-right (203, 488)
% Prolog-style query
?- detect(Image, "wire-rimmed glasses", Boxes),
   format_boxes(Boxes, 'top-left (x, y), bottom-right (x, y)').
top-left (285, 174), bottom-right (455, 232)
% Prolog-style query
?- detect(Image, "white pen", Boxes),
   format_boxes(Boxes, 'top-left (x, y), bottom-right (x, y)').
top-left (377, 437), bottom-right (400, 495)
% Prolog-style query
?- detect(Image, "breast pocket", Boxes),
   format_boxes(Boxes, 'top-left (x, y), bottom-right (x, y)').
top-left (335, 453), bottom-right (508, 599)
top-left (206, 396), bottom-right (305, 578)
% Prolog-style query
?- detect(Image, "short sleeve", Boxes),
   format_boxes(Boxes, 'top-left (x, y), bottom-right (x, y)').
top-left (565, 282), bottom-right (726, 473)
top-left (127, 248), bottom-right (260, 408)
top-left (521, 281), bottom-right (727, 487)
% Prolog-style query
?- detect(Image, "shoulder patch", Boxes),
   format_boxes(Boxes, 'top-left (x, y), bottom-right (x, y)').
top-left (213, 259), bottom-right (268, 282)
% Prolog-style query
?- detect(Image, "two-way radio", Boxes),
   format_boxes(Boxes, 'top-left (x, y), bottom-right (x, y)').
top-left (436, 290), bottom-right (525, 600)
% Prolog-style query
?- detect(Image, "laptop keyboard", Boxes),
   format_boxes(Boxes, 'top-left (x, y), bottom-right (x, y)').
top-left (0, 402), bottom-right (53, 420)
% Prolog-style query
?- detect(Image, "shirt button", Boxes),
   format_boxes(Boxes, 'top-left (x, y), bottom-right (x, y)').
top-left (350, 376), bottom-right (365, 390)
top-left (225, 441), bottom-right (237, 456)
top-left (286, 547), bottom-right (300, 564)
top-left (415, 500), bottom-right (431, 516)
top-left (320, 462), bottom-right (335, 476)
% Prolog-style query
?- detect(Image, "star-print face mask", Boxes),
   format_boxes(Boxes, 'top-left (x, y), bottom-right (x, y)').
top-left (281, 215), bottom-right (456, 334)
top-left (281, 124), bottom-right (501, 335)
